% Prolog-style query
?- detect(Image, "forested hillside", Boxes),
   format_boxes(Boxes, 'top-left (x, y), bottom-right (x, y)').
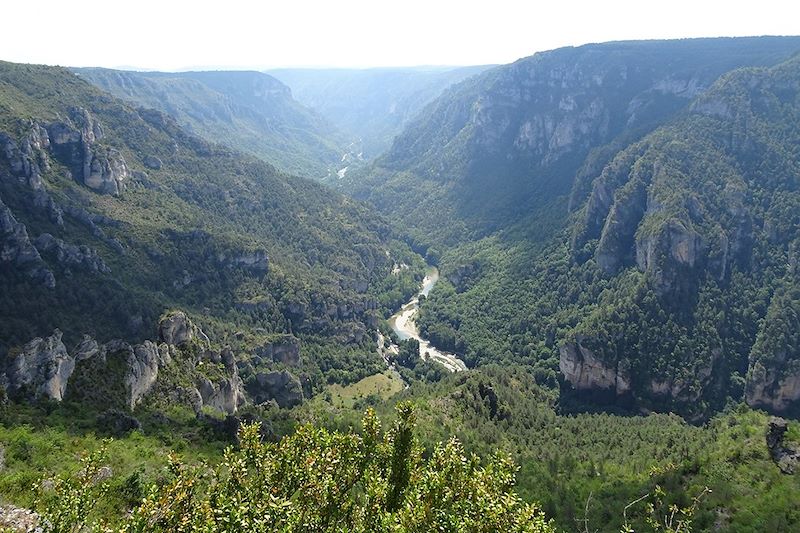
top-left (0, 60), bottom-right (424, 399)
top-left (74, 68), bottom-right (347, 179)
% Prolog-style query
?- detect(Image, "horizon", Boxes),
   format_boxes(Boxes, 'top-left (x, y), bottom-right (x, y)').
top-left (14, 35), bottom-right (800, 74)
top-left (2, 0), bottom-right (799, 71)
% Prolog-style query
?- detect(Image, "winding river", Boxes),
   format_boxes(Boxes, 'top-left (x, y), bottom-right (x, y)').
top-left (387, 267), bottom-right (467, 372)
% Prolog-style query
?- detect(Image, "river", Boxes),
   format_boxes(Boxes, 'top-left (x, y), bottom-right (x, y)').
top-left (386, 267), bottom-right (467, 372)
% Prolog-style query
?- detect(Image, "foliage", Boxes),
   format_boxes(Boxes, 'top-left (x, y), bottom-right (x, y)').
top-left (30, 405), bottom-right (554, 532)
top-left (34, 444), bottom-right (110, 533)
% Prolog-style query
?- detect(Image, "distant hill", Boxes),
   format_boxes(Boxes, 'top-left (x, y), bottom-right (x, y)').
top-left (74, 68), bottom-right (347, 179)
top-left (268, 65), bottom-right (492, 158)
top-left (343, 37), bottom-right (800, 248)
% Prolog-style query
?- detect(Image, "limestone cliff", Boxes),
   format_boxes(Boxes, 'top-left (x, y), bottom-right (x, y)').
top-left (559, 338), bottom-right (631, 396)
top-left (2, 329), bottom-right (73, 401)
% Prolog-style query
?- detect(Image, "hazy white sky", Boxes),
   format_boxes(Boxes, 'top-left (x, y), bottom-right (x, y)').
top-left (2, 0), bottom-right (798, 70)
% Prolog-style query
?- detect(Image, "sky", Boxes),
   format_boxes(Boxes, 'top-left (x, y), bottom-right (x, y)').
top-left (2, 0), bottom-right (798, 71)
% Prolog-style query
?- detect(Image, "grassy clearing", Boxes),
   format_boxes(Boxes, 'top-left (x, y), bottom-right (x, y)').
top-left (321, 371), bottom-right (405, 409)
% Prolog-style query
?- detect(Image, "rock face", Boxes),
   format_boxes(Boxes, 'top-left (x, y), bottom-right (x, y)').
top-left (249, 370), bottom-right (304, 408)
top-left (559, 338), bottom-right (631, 395)
top-left (33, 233), bottom-right (110, 274)
top-left (46, 107), bottom-right (129, 196)
top-left (745, 288), bottom-right (800, 414)
top-left (746, 362), bottom-right (800, 413)
top-left (197, 376), bottom-right (245, 415)
top-left (0, 196), bottom-right (55, 288)
top-left (595, 180), bottom-right (648, 274)
top-left (196, 346), bottom-right (245, 415)
top-left (124, 341), bottom-right (171, 409)
top-left (217, 250), bottom-right (269, 272)
top-left (766, 417), bottom-right (800, 474)
top-left (3, 330), bottom-right (74, 401)
top-left (255, 335), bottom-right (300, 366)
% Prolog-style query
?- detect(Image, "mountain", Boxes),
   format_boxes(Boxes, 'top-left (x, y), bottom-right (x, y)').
top-left (0, 60), bottom-right (424, 407)
top-left (342, 37), bottom-right (800, 418)
top-left (268, 66), bottom-right (492, 158)
top-left (560, 54), bottom-right (800, 416)
top-left (343, 37), bottom-right (800, 248)
top-left (73, 68), bottom-right (347, 179)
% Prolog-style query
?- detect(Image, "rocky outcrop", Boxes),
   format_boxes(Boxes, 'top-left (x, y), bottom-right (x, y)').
top-left (34, 233), bottom-right (110, 274)
top-left (197, 375), bottom-right (245, 415)
top-left (2, 330), bottom-right (74, 401)
top-left (124, 341), bottom-right (171, 409)
top-left (218, 249), bottom-right (269, 272)
top-left (254, 335), bottom-right (300, 366)
top-left (595, 179), bottom-right (647, 274)
top-left (636, 220), bottom-right (702, 272)
top-left (635, 220), bottom-right (704, 295)
top-left (3, 312), bottom-right (248, 414)
top-left (559, 337), bottom-right (631, 395)
top-left (143, 155), bottom-right (162, 170)
top-left (158, 311), bottom-right (210, 347)
top-left (46, 107), bottom-right (129, 196)
top-left (196, 346), bottom-right (245, 415)
top-left (0, 196), bottom-right (55, 288)
top-left (766, 417), bottom-right (800, 474)
top-left (0, 126), bottom-right (64, 227)
top-left (83, 146), bottom-right (130, 195)
top-left (248, 370), bottom-right (304, 408)
top-left (73, 335), bottom-right (100, 360)
top-left (746, 361), bottom-right (800, 413)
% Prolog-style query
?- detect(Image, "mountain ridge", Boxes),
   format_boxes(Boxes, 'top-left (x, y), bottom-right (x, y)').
top-left (73, 67), bottom-right (348, 179)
